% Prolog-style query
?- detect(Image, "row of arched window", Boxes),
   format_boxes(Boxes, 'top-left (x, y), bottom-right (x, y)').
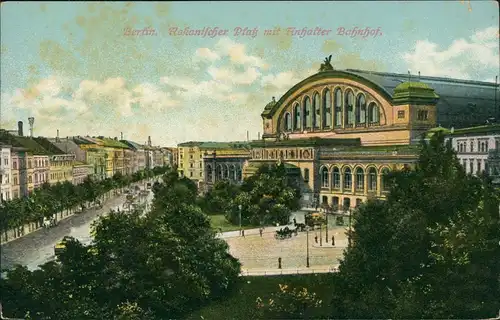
top-left (319, 166), bottom-right (390, 192)
top-left (282, 88), bottom-right (381, 132)
top-left (206, 164), bottom-right (243, 182)
top-left (457, 140), bottom-right (489, 153)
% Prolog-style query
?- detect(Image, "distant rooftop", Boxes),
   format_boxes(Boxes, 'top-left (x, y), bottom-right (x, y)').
top-left (33, 137), bottom-right (67, 155)
top-left (178, 141), bottom-right (250, 149)
top-left (0, 131), bottom-right (50, 155)
top-left (446, 123), bottom-right (500, 136)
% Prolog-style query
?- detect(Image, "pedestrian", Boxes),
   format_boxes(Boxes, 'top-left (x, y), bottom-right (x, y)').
top-left (242, 229), bottom-right (245, 237)
top-left (259, 228), bottom-right (263, 237)
top-left (293, 218), bottom-right (297, 225)
top-left (331, 235), bottom-right (335, 246)
top-left (278, 257), bottom-right (282, 269)
top-left (314, 235), bottom-right (318, 243)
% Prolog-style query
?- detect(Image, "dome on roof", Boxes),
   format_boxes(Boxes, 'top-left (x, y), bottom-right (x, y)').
top-left (395, 81), bottom-right (433, 91)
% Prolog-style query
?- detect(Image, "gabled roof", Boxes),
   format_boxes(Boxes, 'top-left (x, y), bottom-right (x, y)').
top-left (0, 130), bottom-right (50, 155)
top-left (33, 137), bottom-right (67, 155)
top-left (95, 137), bottom-right (129, 149)
top-left (120, 140), bottom-right (145, 150)
top-left (446, 123), bottom-right (500, 136)
top-left (73, 136), bottom-right (100, 145)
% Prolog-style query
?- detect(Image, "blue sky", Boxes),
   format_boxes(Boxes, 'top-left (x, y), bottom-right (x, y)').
top-left (1, 1), bottom-right (498, 146)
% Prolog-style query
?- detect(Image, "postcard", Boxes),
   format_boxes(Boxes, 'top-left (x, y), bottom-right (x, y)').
top-left (0, 2), bottom-right (499, 319)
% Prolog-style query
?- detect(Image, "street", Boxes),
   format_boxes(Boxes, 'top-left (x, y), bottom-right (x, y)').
top-left (1, 188), bottom-right (154, 271)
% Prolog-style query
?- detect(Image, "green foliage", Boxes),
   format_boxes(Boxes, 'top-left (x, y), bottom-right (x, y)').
top-left (202, 163), bottom-right (301, 227)
top-left (0, 167), bottom-right (240, 319)
top-left (333, 132), bottom-right (500, 319)
top-left (255, 284), bottom-right (323, 319)
top-left (0, 167), bottom-right (169, 233)
top-left (186, 274), bottom-right (336, 320)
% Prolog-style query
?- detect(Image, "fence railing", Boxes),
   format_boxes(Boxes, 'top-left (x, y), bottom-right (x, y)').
top-left (240, 267), bottom-right (338, 276)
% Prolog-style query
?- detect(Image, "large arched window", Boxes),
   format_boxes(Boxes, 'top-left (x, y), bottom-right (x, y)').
top-left (334, 88), bottom-right (342, 127)
top-left (368, 167), bottom-right (377, 191)
top-left (293, 103), bottom-right (301, 130)
top-left (284, 112), bottom-right (292, 131)
top-left (320, 167), bottom-right (329, 188)
top-left (313, 93), bottom-right (321, 129)
top-left (355, 94), bottom-right (366, 125)
top-left (216, 165), bottom-right (223, 180)
top-left (332, 167), bottom-right (340, 189)
top-left (343, 167), bottom-right (352, 190)
top-left (223, 165), bottom-right (229, 179)
top-left (236, 166), bottom-right (242, 181)
top-left (322, 89), bottom-right (332, 128)
top-left (304, 168), bottom-right (310, 182)
top-left (207, 164), bottom-right (213, 181)
top-left (344, 90), bottom-right (355, 127)
top-left (368, 102), bottom-right (380, 124)
top-left (303, 96), bottom-right (312, 129)
top-left (381, 168), bottom-right (390, 191)
top-left (229, 165), bottom-right (235, 180)
top-left (355, 167), bottom-right (364, 191)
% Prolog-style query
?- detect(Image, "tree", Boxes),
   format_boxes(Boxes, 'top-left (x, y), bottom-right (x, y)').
top-left (333, 132), bottom-right (500, 319)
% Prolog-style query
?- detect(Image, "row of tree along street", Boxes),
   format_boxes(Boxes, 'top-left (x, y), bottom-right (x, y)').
top-left (0, 166), bottom-right (170, 234)
top-left (0, 167), bottom-right (243, 319)
top-left (1, 133), bottom-right (499, 319)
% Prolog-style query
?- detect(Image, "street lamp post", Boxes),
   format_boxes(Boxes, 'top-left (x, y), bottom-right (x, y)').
top-left (325, 205), bottom-right (329, 243)
top-left (306, 225), bottom-right (310, 268)
top-left (238, 204), bottom-right (242, 235)
top-left (319, 220), bottom-right (323, 246)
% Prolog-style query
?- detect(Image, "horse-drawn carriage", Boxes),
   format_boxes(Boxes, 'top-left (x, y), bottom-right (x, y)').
top-left (274, 226), bottom-right (295, 239)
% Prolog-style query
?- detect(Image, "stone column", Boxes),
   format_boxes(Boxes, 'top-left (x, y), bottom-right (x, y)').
top-left (211, 162), bottom-right (216, 184)
top-left (351, 173), bottom-right (355, 194)
top-left (339, 172), bottom-right (344, 193)
top-left (363, 173), bottom-right (368, 196)
top-left (328, 169), bottom-right (332, 192)
top-left (376, 173), bottom-right (382, 197)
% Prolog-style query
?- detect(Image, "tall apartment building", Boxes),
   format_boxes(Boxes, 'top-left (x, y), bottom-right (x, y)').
top-left (0, 144), bottom-right (12, 202)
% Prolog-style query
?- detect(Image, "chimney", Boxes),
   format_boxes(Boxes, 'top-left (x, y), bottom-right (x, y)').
top-left (56, 129), bottom-right (60, 142)
top-left (246, 131), bottom-right (249, 141)
top-left (148, 136), bottom-right (152, 146)
top-left (258, 132), bottom-right (260, 140)
top-left (120, 132), bottom-right (123, 140)
top-left (28, 117), bottom-right (34, 137)
top-left (17, 121), bottom-right (23, 136)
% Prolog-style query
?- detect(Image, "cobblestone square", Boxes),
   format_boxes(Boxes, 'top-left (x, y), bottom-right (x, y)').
top-left (225, 226), bottom-right (349, 270)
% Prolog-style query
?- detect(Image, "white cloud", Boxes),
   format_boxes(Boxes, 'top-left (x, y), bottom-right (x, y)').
top-left (75, 77), bottom-right (134, 116)
top-left (132, 83), bottom-right (181, 111)
top-left (207, 66), bottom-right (261, 85)
top-left (214, 37), bottom-right (269, 69)
top-left (195, 47), bottom-right (220, 62)
top-left (402, 26), bottom-right (499, 80)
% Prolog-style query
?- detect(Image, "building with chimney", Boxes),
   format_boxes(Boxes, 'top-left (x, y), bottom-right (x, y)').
top-left (0, 123), bottom-right (51, 197)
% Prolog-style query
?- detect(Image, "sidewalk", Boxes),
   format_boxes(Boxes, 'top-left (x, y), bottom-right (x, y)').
top-left (240, 264), bottom-right (339, 276)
